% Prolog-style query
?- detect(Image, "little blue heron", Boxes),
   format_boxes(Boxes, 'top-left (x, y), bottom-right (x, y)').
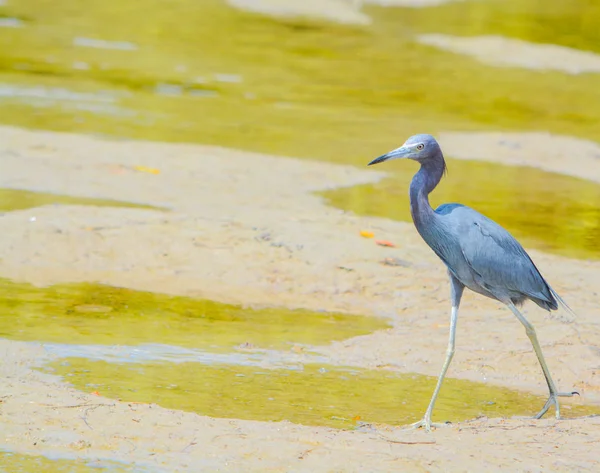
top-left (368, 134), bottom-right (577, 431)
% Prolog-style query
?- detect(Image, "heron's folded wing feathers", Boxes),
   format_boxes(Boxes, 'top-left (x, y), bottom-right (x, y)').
top-left (455, 209), bottom-right (553, 303)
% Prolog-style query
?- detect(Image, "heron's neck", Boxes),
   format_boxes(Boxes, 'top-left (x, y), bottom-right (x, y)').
top-left (409, 155), bottom-right (445, 228)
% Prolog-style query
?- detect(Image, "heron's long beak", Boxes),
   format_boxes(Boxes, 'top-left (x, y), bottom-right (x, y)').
top-left (368, 146), bottom-right (410, 166)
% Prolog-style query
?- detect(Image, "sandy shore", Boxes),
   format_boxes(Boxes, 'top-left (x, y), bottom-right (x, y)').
top-left (417, 34), bottom-right (600, 74)
top-left (227, 0), bottom-right (464, 25)
top-left (1, 126), bottom-right (600, 470)
top-left (438, 131), bottom-right (600, 183)
top-left (227, 0), bottom-right (371, 24)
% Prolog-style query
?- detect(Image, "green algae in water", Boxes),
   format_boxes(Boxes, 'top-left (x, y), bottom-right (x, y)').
top-left (0, 279), bottom-right (389, 350)
top-left (46, 358), bottom-right (600, 429)
top-left (0, 452), bottom-right (144, 473)
top-left (322, 159), bottom-right (600, 260)
top-left (0, 0), bottom-right (599, 259)
top-left (0, 188), bottom-right (162, 212)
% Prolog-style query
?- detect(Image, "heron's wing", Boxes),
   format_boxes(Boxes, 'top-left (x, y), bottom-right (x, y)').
top-left (449, 207), bottom-right (554, 303)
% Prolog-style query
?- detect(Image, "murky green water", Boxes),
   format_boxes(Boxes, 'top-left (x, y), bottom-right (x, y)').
top-left (46, 357), bottom-right (600, 429)
top-left (0, 188), bottom-right (162, 212)
top-left (0, 451), bottom-right (147, 472)
top-left (1, 0), bottom-right (599, 258)
top-left (0, 279), bottom-right (389, 350)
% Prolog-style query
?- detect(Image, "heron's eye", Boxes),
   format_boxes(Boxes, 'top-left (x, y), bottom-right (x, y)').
top-left (416, 144), bottom-right (424, 151)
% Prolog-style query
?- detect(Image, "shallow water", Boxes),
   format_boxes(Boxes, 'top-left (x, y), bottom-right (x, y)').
top-left (0, 0), bottom-right (599, 258)
top-left (0, 188), bottom-right (162, 212)
top-left (0, 451), bottom-right (150, 473)
top-left (42, 342), bottom-right (329, 368)
top-left (0, 279), bottom-right (389, 350)
top-left (46, 356), bottom-right (600, 429)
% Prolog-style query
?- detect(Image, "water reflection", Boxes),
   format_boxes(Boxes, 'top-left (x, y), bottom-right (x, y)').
top-left (0, 83), bottom-right (136, 116)
top-left (73, 37), bottom-right (138, 51)
top-left (0, 17), bottom-right (22, 28)
top-left (43, 342), bottom-right (325, 368)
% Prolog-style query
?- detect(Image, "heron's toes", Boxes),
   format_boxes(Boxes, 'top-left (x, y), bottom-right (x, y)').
top-left (534, 390), bottom-right (577, 420)
top-left (404, 418), bottom-right (450, 432)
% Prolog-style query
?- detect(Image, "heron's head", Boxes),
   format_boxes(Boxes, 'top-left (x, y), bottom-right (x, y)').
top-left (368, 134), bottom-right (441, 166)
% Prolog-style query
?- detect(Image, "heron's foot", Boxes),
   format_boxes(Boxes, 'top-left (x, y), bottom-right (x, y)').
top-left (535, 390), bottom-right (579, 420)
top-left (404, 416), bottom-right (451, 432)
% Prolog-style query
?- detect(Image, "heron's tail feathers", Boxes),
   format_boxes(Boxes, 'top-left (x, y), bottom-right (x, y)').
top-left (548, 286), bottom-right (577, 323)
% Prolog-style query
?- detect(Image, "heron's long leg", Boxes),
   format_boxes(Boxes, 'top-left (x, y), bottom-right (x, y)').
top-left (408, 273), bottom-right (464, 431)
top-left (506, 303), bottom-right (576, 419)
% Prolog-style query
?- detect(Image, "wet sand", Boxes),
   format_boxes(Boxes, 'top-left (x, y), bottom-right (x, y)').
top-left (1, 125), bottom-right (600, 470)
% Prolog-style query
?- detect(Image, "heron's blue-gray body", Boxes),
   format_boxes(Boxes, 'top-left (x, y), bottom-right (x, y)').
top-left (368, 133), bottom-right (575, 431)
top-left (410, 159), bottom-right (557, 311)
